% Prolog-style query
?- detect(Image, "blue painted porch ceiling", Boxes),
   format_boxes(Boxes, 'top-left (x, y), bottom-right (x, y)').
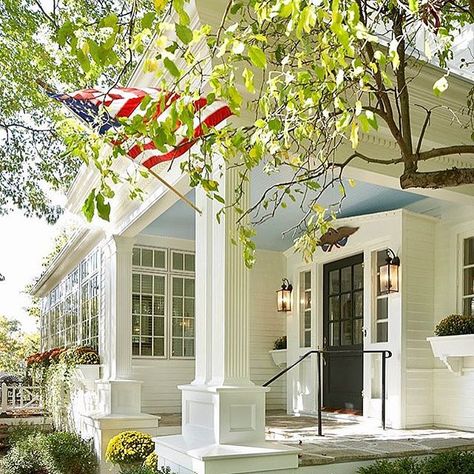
top-left (143, 173), bottom-right (424, 251)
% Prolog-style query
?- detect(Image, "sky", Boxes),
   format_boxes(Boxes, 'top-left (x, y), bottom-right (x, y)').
top-left (0, 211), bottom-right (58, 333)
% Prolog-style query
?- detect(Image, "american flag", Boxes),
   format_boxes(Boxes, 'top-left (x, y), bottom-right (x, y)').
top-left (44, 86), bottom-right (233, 170)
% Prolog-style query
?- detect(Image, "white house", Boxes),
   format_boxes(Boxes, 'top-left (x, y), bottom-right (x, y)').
top-left (32, 2), bottom-right (474, 473)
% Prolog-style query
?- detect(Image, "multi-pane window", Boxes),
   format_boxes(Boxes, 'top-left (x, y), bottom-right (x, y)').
top-left (463, 237), bottom-right (474, 316)
top-left (40, 249), bottom-right (101, 351)
top-left (374, 250), bottom-right (389, 343)
top-left (132, 247), bottom-right (167, 270)
top-left (132, 273), bottom-right (166, 357)
top-left (300, 270), bottom-right (312, 347)
top-left (171, 276), bottom-right (195, 357)
top-left (132, 246), bottom-right (195, 358)
top-left (171, 250), bottom-right (195, 272)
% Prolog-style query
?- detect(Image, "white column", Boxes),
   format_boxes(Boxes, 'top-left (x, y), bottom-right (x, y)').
top-left (155, 161), bottom-right (299, 473)
top-left (100, 235), bottom-right (142, 415)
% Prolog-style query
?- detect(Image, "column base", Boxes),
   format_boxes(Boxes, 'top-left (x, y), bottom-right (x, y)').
top-left (180, 384), bottom-right (269, 445)
top-left (155, 435), bottom-right (299, 474)
top-left (96, 379), bottom-right (143, 415)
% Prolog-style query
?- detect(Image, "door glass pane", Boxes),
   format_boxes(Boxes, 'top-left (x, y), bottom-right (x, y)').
top-left (465, 237), bottom-right (474, 266)
top-left (354, 291), bottom-right (363, 318)
top-left (341, 293), bottom-right (352, 319)
top-left (142, 275), bottom-right (153, 294)
top-left (141, 316), bottom-right (152, 335)
top-left (329, 322), bottom-right (340, 346)
top-left (154, 296), bottom-right (165, 316)
top-left (173, 278), bottom-right (183, 296)
top-left (464, 268), bottom-right (474, 296)
top-left (155, 317), bottom-right (165, 336)
top-left (172, 338), bottom-right (183, 357)
top-left (304, 331), bottom-right (311, 347)
top-left (184, 279), bottom-right (195, 297)
top-left (184, 339), bottom-right (194, 357)
top-left (329, 270), bottom-right (339, 294)
top-left (377, 322), bottom-right (388, 343)
top-left (141, 295), bottom-right (152, 314)
top-left (341, 266), bottom-right (352, 293)
top-left (329, 296), bottom-right (340, 320)
top-left (353, 264), bottom-right (363, 290)
top-left (154, 275), bottom-right (165, 295)
top-left (341, 320), bottom-right (352, 345)
top-left (376, 298), bottom-right (388, 320)
top-left (132, 274), bottom-right (140, 292)
top-left (172, 318), bottom-right (183, 337)
top-left (354, 319), bottom-right (363, 344)
top-left (154, 338), bottom-right (164, 357)
top-left (463, 297), bottom-right (474, 316)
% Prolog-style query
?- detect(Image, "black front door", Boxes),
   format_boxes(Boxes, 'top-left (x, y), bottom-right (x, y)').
top-left (323, 254), bottom-right (364, 413)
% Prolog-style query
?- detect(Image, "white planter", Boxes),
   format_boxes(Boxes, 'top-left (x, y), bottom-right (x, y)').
top-left (427, 334), bottom-right (474, 375)
top-left (269, 349), bottom-right (287, 368)
top-left (73, 364), bottom-right (100, 381)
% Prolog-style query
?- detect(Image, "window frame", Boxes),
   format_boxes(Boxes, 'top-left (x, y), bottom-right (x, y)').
top-left (132, 245), bottom-right (196, 360)
top-left (461, 236), bottom-right (474, 316)
top-left (372, 249), bottom-right (389, 343)
top-left (299, 268), bottom-right (312, 348)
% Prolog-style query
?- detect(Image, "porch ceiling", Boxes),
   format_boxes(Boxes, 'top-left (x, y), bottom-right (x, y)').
top-left (142, 169), bottom-right (427, 251)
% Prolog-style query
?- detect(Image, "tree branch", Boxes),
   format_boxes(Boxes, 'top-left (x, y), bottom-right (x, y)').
top-left (401, 168), bottom-right (474, 189)
top-left (416, 145), bottom-right (474, 161)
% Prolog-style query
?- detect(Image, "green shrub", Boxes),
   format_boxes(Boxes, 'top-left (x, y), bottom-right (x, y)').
top-left (40, 431), bottom-right (98, 474)
top-left (435, 314), bottom-right (474, 336)
top-left (358, 450), bottom-right (474, 474)
top-left (358, 457), bottom-right (422, 474)
top-left (121, 467), bottom-right (157, 474)
top-left (7, 423), bottom-right (47, 446)
top-left (1, 435), bottom-right (47, 474)
top-left (422, 450), bottom-right (474, 474)
top-left (1, 431), bottom-right (97, 474)
top-left (106, 431), bottom-right (155, 468)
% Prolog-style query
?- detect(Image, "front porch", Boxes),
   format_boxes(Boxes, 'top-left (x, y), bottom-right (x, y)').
top-left (157, 411), bottom-right (474, 472)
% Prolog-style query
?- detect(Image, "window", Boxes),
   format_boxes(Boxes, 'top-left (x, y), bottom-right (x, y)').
top-left (132, 246), bottom-right (195, 358)
top-left (463, 237), bottom-right (474, 316)
top-left (300, 270), bottom-right (312, 347)
top-left (171, 276), bottom-right (195, 357)
top-left (171, 250), bottom-right (195, 272)
top-left (374, 250), bottom-right (389, 343)
top-left (132, 246), bottom-right (167, 270)
top-left (132, 273), bottom-right (166, 357)
top-left (40, 249), bottom-right (101, 351)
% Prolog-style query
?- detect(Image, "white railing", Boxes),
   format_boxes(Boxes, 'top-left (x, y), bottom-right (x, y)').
top-left (0, 383), bottom-right (42, 413)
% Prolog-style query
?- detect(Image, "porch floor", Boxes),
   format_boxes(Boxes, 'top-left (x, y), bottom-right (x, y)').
top-left (156, 411), bottom-right (474, 468)
top-left (266, 411), bottom-right (474, 467)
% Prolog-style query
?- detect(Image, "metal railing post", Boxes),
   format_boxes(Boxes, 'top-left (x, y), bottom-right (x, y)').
top-left (381, 351), bottom-right (387, 430)
top-left (317, 351), bottom-right (323, 436)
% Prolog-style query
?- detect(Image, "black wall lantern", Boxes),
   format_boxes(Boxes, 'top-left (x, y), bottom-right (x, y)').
top-left (379, 249), bottom-right (400, 294)
top-left (277, 278), bottom-right (293, 312)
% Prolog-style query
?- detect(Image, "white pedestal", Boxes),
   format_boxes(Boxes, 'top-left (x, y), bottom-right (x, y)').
top-left (96, 379), bottom-right (143, 415)
top-left (155, 385), bottom-right (299, 473)
top-left (84, 413), bottom-right (159, 474)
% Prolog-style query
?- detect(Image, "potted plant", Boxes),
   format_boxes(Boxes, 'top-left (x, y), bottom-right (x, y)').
top-left (106, 431), bottom-right (155, 473)
top-left (269, 336), bottom-right (287, 367)
top-left (427, 314), bottom-right (474, 375)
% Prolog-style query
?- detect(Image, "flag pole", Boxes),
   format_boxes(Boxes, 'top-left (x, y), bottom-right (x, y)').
top-left (37, 79), bottom-right (201, 215)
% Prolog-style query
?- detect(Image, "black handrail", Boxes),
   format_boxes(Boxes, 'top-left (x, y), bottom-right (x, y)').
top-left (263, 349), bottom-right (392, 436)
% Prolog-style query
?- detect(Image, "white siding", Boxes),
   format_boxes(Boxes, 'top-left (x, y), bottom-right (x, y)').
top-left (431, 207), bottom-right (474, 430)
top-left (402, 213), bottom-right (436, 427)
top-left (249, 250), bottom-right (287, 411)
top-left (131, 245), bottom-right (287, 414)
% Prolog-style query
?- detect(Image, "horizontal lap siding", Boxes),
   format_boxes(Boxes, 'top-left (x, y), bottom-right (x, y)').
top-left (132, 249), bottom-right (287, 414)
top-left (250, 250), bottom-right (287, 410)
top-left (433, 370), bottom-right (474, 430)
top-left (403, 214), bottom-right (436, 426)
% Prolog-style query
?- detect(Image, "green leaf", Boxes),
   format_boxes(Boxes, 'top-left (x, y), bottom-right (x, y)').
top-left (433, 76), bottom-right (449, 97)
top-left (82, 190), bottom-right (96, 222)
top-left (408, 0), bottom-right (419, 13)
top-left (96, 192), bottom-right (111, 221)
top-left (163, 57), bottom-right (181, 78)
top-left (248, 45), bottom-right (266, 69)
top-left (175, 24), bottom-right (193, 44)
top-left (365, 111), bottom-right (378, 130)
top-left (243, 68), bottom-right (255, 93)
top-left (141, 12), bottom-right (156, 29)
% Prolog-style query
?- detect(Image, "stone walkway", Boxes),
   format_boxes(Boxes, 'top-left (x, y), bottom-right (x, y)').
top-left (156, 411), bottom-right (474, 468)
top-left (265, 413), bottom-right (474, 467)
